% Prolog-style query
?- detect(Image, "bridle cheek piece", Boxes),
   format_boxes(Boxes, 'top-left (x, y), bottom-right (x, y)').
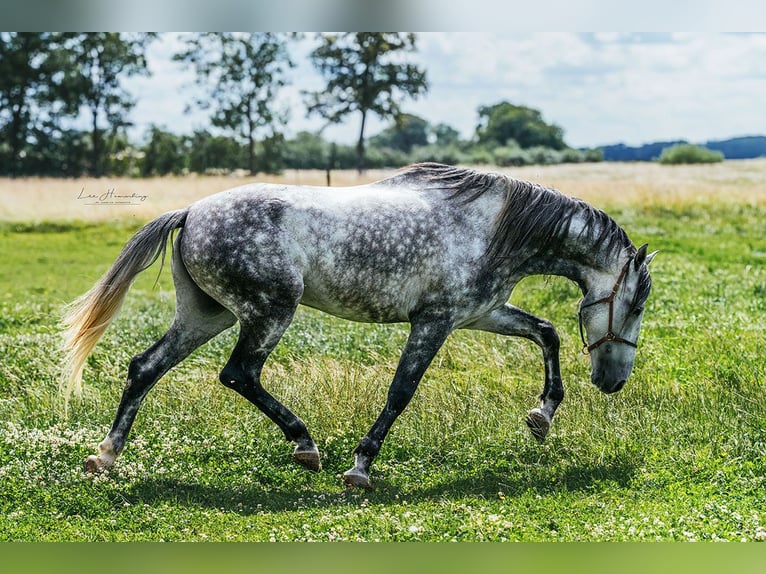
top-left (579, 258), bottom-right (638, 355)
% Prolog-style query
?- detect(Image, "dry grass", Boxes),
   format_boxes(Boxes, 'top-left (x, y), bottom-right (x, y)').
top-left (1, 160), bottom-right (765, 223)
top-left (506, 158), bottom-right (766, 209)
top-left (0, 169), bottom-right (387, 223)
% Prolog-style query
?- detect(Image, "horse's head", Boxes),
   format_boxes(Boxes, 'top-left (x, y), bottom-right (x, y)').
top-left (578, 244), bottom-right (657, 394)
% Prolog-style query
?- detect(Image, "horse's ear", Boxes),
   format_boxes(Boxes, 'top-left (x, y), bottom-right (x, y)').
top-left (634, 243), bottom-right (658, 270)
top-left (634, 243), bottom-right (649, 270)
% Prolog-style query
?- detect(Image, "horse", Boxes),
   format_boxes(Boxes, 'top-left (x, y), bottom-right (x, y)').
top-left (62, 163), bottom-right (656, 489)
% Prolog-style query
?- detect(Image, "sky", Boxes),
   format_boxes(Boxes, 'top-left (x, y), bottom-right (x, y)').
top-left (124, 32), bottom-right (766, 149)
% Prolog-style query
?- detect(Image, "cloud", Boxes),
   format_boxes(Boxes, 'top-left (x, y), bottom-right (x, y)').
top-left (411, 33), bottom-right (766, 147)
top-left (125, 33), bottom-right (766, 148)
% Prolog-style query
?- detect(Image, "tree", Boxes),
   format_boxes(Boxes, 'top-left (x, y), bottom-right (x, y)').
top-left (175, 33), bottom-right (294, 175)
top-left (306, 33), bottom-right (428, 172)
top-left (0, 33), bottom-right (60, 175)
top-left (431, 123), bottom-right (461, 147)
top-left (56, 33), bottom-right (154, 176)
top-left (370, 113), bottom-right (429, 153)
top-left (283, 131), bottom-right (331, 170)
top-left (141, 125), bottom-right (188, 176)
top-left (186, 129), bottom-right (247, 174)
top-left (476, 101), bottom-right (567, 150)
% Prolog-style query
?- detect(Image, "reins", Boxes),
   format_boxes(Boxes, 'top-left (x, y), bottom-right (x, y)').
top-left (578, 258), bottom-right (638, 354)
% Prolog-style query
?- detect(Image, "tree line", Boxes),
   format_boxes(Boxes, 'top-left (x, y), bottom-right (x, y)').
top-left (0, 32), bottom-right (603, 178)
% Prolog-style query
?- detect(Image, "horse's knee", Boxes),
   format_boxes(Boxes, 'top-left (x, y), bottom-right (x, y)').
top-left (538, 320), bottom-right (560, 350)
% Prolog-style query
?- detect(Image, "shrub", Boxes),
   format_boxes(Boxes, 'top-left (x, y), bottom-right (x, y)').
top-left (410, 144), bottom-right (468, 166)
top-left (467, 148), bottom-right (495, 165)
top-left (583, 148), bottom-right (604, 162)
top-left (526, 146), bottom-right (563, 165)
top-left (364, 146), bottom-right (411, 169)
top-left (559, 147), bottom-right (584, 164)
top-left (658, 144), bottom-right (724, 164)
top-left (492, 144), bottom-right (531, 167)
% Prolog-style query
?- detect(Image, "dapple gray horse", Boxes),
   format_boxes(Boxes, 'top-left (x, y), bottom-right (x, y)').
top-left (62, 163), bottom-right (656, 488)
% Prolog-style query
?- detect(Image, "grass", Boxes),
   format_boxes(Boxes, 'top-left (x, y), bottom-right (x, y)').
top-left (1, 163), bottom-right (765, 541)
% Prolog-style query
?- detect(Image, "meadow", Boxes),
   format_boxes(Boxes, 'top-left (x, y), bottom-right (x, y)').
top-left (0, 161), bottom-right (765, 542)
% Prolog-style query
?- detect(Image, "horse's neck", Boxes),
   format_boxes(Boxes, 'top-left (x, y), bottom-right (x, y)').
top-left (516, 214), bottom-right (628, 293)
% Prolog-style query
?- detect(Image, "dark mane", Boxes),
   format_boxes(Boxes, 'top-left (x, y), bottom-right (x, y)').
top-left (633, 263), bottom-right (652, 310)
top-left (392, 163), bottom-right (634, 270)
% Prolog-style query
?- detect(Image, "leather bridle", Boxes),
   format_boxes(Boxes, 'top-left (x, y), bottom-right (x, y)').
top-left (579, 258), bottom-right (638, 354)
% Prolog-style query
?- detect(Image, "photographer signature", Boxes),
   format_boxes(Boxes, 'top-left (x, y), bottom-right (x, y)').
top-left (77, 187), bottom-right (148, 205)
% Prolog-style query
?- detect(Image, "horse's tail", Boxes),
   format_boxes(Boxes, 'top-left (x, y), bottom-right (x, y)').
top-left (61, 208), bottom-right (188, 398)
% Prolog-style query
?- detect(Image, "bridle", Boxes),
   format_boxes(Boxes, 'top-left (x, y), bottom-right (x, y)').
top-left (579, 258), bottom-right (638, 354)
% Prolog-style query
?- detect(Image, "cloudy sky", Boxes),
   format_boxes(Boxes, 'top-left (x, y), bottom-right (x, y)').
top-left (125, 32), bottom-right (766, 149)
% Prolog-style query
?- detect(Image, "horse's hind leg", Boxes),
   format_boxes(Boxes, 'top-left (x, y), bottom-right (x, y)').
top-left (85, 255), bottom-right (236, 474)
top-left (219, 306), bottom-right (321, 472)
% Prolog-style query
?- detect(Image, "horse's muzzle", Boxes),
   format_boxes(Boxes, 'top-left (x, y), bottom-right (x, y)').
top-left (593, 378), bottom-right (626, 394)
top-left (591, 369), bottom-right (627, 394)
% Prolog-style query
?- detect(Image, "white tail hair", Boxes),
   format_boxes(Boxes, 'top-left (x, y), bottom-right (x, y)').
top-left (61, 209), bottom-right (188, 399)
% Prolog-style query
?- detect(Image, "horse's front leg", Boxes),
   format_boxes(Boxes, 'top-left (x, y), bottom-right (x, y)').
top-left (343, 317), bottom-right (453, 489)
top-left (465, 304), bottom-right (564, 442)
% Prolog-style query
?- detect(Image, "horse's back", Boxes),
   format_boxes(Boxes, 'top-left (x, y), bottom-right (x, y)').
top-left (178, 181), bottom-right (490, 323)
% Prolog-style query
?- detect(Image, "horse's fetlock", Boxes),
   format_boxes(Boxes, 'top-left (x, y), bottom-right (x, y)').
top-left (548, 385), bottom-right (564, 403)
top-left (353, 436), bottom-right (378, 457)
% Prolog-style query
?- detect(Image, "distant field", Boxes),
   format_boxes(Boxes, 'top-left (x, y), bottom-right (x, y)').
top-left (1, 159), bottom-right (765, 223)
top-left (0, 169), bottom-right (382, 222)
top-left (1, 161), bottom-right (765, 541)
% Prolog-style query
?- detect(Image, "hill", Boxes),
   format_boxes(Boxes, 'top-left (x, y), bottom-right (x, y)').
top-left (600, 136), bottom-right (766, 161)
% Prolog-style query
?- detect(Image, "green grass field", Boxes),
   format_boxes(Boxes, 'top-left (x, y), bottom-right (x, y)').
top-left (1, 166), bottom-right (765, 541)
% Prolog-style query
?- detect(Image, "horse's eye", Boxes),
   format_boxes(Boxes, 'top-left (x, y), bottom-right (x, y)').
top-left (632, 307), bottom-right (644, 316)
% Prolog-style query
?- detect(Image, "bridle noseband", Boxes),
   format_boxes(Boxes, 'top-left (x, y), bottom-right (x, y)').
top-left (579, 258), bottom-right (638, 354)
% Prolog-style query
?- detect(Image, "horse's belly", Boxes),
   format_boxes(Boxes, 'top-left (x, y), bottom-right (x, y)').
top-left (300, 275), bottom-right (419, 323)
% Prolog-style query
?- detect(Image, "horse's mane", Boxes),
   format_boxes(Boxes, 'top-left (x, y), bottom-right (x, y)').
top-left (389, 163), bottom-right (634, 271)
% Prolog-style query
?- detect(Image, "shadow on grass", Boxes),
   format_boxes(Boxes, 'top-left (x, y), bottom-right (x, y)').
top-left (122, 457), bottom-right (640, 515)
top-left (416, 459), bottom-right (639, 499)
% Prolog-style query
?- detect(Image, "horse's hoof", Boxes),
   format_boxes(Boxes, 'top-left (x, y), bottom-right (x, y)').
top-left (293, 445), bottom-right (322, 472)
top-left (526, 408), bottom-right (550, 443)
top-left (83, 455), bottom-right (106, 475)
top-left (342, 468), bottom-right (372, 490)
